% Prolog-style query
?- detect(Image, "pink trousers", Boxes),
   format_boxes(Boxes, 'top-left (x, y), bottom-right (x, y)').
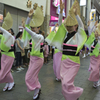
top-left (60, 58), bottom-right (83, 100)
top-left (0, 54), bottom-right (14, 83)
top-left (25, 56), bottom-right (44, 92)
top-left (53, 52), bottom-right (62, 79)
top-left (88, 55), bottom-right (100, 82)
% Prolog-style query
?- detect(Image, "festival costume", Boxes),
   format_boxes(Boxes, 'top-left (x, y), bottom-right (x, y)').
top-left (22, 5), bottom-right (44, 99)
top-left (49, 26), bottom-right (62, 80)
top-left (0, 12), bottom-right (15, 91)
top-left (53, 49), bottom-right (62, 80)
top-left (45, 3), bottom-right (87, 100)
top-left (85, 31), bottom-right (100, 83)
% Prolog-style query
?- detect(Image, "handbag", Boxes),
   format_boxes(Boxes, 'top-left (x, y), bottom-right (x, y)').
top-left (21, 51), bottom-right (25, 56)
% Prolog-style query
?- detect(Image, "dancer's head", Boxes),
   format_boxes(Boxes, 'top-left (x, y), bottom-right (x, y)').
top-left (2, 12), bottom-right (13, 34)
top-left (29, 4), bottom-right (44, 34)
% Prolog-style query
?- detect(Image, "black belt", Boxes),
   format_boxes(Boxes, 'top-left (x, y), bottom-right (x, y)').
top-left (40, 48), bottom-right (43, 53)
top-left (91, 47), bottom-right (94, 53)
top-left (1, 49), bottom-right (14, 52)
top-left (63, 44), bottom-right (79, 56)
top-left (63, 51), bottom-right (79, 56)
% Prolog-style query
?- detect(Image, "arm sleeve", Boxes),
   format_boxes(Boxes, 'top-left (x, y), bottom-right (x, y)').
top-left (25, 27), bottom-right (44, 43)
top-left (76, 15), bottom-right (84, 29)
top-left (88, 25), bottom-right (96, 36)
top-left (0, 27), bottom-right (15, 47)
top-left (26, 17), bottom-right (31, 25)
top-left (58, 13), bottom-right (63, 26)
top-left (52, 26), bottom-right (56, 32)
top-left (0, 27), bottom-right (12, 36)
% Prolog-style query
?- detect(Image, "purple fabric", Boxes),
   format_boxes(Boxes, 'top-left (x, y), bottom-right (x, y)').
top-left (25, 56), bottom-right (44, 92)
top-left (88, 55), bottom-right (100, 82)
top-left (0, 54), bottom-right (14, 83)
top-left (53, 52), bottom-right (62, 79)
top-left (60, 58), bottom-right (83, 100)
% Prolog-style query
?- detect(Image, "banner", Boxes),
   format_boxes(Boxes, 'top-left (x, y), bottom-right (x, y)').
top-left (50, 0), bottom-right (67, 26)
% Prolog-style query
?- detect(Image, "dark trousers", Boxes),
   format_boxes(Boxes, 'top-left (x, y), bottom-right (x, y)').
top-left (23, 49), bottom-right (28, 64)
top-left (0, 53), bottom-right (1, 69)
top-left (15, 52), bottom-right (22, 67)
top-left (52, 48), bottom-right (54, 59)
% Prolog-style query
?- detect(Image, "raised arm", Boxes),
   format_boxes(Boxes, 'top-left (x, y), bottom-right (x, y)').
top-left (58, 0), bottom-right (65, 26)
top-left (73, 8), bottom-right (84, 29)
top-left (25, 27), bottom-right (44, 43)
top-left (26, 9), bottom-right (34, 25)
top-left (88, 21), bottom-right (97, 36)
top-left (52, 23), bottom-right (59, 32)
top-left (76, 15), bottom-right (84, 29)
top-left (0, 27), bottom-right (12, 36)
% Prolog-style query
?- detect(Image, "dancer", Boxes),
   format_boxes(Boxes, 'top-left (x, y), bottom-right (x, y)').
top-left (52, 23), bottom-right (62, 81)
top-left (0, 12), bottom-right (15, 91)
top-left (53, 48), bottom-right (62, 81)
top-left (85, 23), bottom-right (100, 88)
top-left (22, 4), bottom-right (44, 100)
top-left (45, 0), bottom-right (87, 100)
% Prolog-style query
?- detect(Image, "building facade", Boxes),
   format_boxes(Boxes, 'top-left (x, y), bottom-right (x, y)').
top-left (0, 0), bottom-right (93, 35)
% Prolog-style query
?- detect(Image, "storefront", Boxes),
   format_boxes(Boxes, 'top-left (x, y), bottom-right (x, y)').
top-left (0, 0), bottom-right (46, 35)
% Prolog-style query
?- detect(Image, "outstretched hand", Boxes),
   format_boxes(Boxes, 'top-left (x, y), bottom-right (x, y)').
top-left (55, 23), bottom-right (59, 27)
top-left (28, 9), bottom-right (34, 18)
top-left (95, 20), bottom-right (98, 26)
top-left (87, 20), bottom-right (90, 26)
top-left (60, 0), bottom-right (65, 13)
top-left (22, 18), bottom-right (25, 28)
top-left (73, 8), bottom-right (77, 15)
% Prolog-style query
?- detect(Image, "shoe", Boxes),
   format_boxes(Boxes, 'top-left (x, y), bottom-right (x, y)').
top-left (8, 82), bottom-right (15, 91)
top-left (82, 54), bottom-right (86, 58)
top-left (11, 69), bottom-right (14, 73)
top-left (3, 83), bottom-right (9, 91)
top-left (33, 89), bottom-right (41, 100)
top-left (77, 98), bottom-right (79, 100)
top-left (56, 78), bottom-right (61, 82)
top-left (86, 53), bottom-right (90, 56)
top-left (23, 65), bottom-right (26, 68)
top-left (16, 67), bottom-right (21, 71)
top-left (20, 67), bottom-right (24, 70)
top-left (93, 81), bottom-right (100, 88)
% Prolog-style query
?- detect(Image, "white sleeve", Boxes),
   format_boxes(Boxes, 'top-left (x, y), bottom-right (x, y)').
top-left (0, 27), bottom-right (12, 36)
top-left (0, 27), bottom-right (15, 47)
top-left (76, 15), bottom-right (84, 29)
top-left (58, 13), bottom-right (63, 26)
top-left (52, 26), bottom-right (56, 32)
top-left (25, 27), bottom-right (44, 43)
top-left (88, 25), bottom-right (96, 36)
top-left (26, 17), bottom-right (31, 25)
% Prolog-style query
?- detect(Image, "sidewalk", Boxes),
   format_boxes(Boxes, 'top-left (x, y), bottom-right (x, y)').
top-left (0, 56), bottom-right (100, 100)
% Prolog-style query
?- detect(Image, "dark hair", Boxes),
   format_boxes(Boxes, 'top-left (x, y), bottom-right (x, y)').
top-left (10, 28), bottom-right (15, 35)
top-left (0, 32), bottom-right (3, 35)
top-left (16, 32), bottom-right (23, 39)
top-left (37, 26), bottom-right (41, 28)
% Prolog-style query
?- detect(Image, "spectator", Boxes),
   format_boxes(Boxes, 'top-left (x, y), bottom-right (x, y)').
top-left (15, 32), bottom-right (24, 71)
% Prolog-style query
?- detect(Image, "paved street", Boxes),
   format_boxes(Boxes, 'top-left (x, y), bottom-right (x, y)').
top-left (0, 55), bottom-right (100, 100)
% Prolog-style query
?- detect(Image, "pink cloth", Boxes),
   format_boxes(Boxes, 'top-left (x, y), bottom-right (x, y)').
top-left (25, 56), bottom-right (44, 92)
top-left (0, 54), bottom-right (14, 83)
top-left (60, 58), bottom-right (83, 100)
top-left (44, 45), bottom-right (49, 57)
top-left (53, 52), bottom-right (62, 79)
top-left (88, 55), bottom-right (100, 82)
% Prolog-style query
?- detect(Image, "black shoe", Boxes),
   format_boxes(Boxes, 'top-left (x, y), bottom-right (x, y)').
top-left (77, 98), bottom-right (79, 100)
top-left (33, 89), bottom-right (41, 100)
